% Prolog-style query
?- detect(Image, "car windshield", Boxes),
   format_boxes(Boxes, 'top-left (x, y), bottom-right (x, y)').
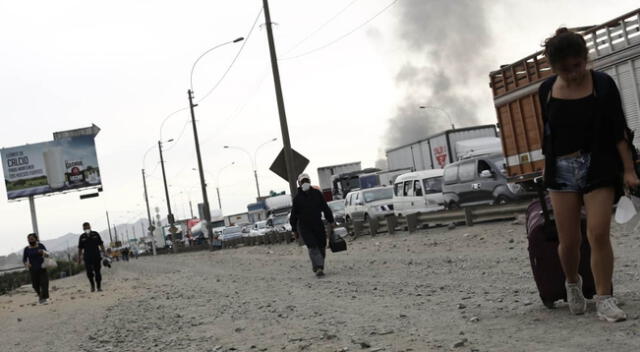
top-left (363, 188), bottom-right (393, 203)
top-left (222, 226), bottom-right (241, 235)
top-left (256, 222), bottom-right (267, 229)
top-left (272, 216), bottom-right (288, 225)
top-left (328, 201), bottom-right (345, 212)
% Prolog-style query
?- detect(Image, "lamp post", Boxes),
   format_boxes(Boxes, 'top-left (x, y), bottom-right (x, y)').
top-left (419, 105), bottom-right (455, 130)
top-left (158, 138), bottom-right (177, 253)
top-left (142, 145), bottom-right (157, 256)
top-left (214, 162), bottom-right (235, 212)
top-left (223, 137), bottom-right (277, 198)
top-left (188, 36), bottom-right (244, 248)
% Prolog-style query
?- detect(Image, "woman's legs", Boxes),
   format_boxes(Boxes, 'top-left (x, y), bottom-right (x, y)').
top-left (549, 191), bottom-right (583, 283)
top-left (582, 187), bottom-right (614, 296)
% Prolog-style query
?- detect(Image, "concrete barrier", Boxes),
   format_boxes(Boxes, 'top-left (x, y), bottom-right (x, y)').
top-left (406, 213), bottom-right (419, 233)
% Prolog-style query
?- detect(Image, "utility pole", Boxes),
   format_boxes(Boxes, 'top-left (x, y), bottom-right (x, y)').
top-left (216, 187), bottom-right (222, 211)
top-left (114, 225), bottom-right (119, 243)
top-left (254, 170), bottom-right (261, 198)
top-left (263, 0), bottom-right (297, 197)
top-left (188, 89), bottom-right (214, 248)
top-left (105, 211), bottom-right (113, 245)
top-left (189, 200), bottom-right (194, 219)
top-left (158, 140), bottom-right (177, 253)
top-left (142, 169), bottom-right (157, 255)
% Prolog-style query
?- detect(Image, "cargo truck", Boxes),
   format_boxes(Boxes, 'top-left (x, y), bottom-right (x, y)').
top-left (358, 168), bottom-right (413, 189)
top-left (332, 168), bottom-right (380, 199)
top-left (317, 162), bottom-right (362, 200)
top-left (489, 9), bottom-right (640, 189)
top-left (385, 125), bottom-right (499, 172)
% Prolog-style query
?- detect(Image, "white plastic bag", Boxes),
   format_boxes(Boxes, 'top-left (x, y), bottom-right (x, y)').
top-left (43, 256), bottom-right (58, 270)
top-left (615, 195), bottom-right (640, 224)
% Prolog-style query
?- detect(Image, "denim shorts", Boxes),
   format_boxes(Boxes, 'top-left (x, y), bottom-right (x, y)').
top-left (548, 152), bottom-right (591, 193)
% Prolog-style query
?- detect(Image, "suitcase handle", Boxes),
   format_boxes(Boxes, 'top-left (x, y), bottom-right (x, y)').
top-left (534, 176), bottom-right (552, 225)
top-left (534, 176), bottom-right (559, 241)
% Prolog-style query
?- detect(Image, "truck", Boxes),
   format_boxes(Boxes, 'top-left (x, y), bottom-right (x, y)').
top-left (317, 162), bottom-right (362, 200)
top-left (265, 194), bottom-right (292, 217)
top-left (489, 9), bottom-right (640, 189)
top-left (331, 168), bottom-right (380, 198)
top-left (385, 125), bottom-right (499, 172)
top-left (358, 168), bottom-right (413, 189)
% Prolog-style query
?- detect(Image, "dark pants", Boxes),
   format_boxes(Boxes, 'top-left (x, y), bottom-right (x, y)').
top-left (85, 259), bottom-right (102, 289)
top-left (29, 268), bottom-right (49, 300)
top-left (301, 227), bottom-right (327, 272)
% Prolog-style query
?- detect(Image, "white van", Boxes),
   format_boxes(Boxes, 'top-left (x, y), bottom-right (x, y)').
top-left (393, 169), bottom-right (445, 217)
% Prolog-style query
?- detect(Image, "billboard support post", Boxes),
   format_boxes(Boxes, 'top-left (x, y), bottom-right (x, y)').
top-left (28, 196), bottom-right (39, 235)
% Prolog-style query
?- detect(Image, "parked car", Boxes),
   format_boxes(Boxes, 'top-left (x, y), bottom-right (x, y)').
top-left (393, 169), bottom-right (445, 217)
top-left (442, 153), bottom-right (529, 209)
top-left (249, 220), bottom-right (271, 237)
top-left (326, 200), bottom-right (346, 225)
top-left (344, 186), bottom-right (394, 223)
top-left (218, 226), bottom-right (244, 241)
top-left (268, 215), bottom-right (292, 232)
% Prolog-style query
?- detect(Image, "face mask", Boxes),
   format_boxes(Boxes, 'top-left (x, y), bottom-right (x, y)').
top-left (301, 183), bottom-right (311, 192)
top-left (84, 229), bottom-right (91, 234)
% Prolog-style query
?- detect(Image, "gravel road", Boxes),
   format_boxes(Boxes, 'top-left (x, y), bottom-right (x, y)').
top-left (1, 220), bottom-right (639, 352)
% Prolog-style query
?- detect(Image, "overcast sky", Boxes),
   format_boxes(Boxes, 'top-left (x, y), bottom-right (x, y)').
top-left (1, 0), bottom-right (638, 255)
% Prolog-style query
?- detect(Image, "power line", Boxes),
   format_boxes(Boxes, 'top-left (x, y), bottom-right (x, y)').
top-left (279, 0), bottom-right (399, 61)
top-left (282, 0), bottom-right (359, 56)
top-left (195, 7), bottom-right (264, 104)
top-left (164, 120), bottom-right (192, 153)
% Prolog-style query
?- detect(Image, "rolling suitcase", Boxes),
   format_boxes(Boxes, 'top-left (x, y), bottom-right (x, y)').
top-left (525, 179), bottom-right (596, 308)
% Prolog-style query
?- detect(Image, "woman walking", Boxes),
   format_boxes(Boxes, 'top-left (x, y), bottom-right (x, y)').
top-left (540, 27), bottom-right (639, 322)
top-left (22, 233), bottom-right (50, 305)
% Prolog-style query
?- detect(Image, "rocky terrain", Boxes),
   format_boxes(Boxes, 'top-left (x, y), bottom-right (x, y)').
top-left (1, 220), bottom-right (639, 352)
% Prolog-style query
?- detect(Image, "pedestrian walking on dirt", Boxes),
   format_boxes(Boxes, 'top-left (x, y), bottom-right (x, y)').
top-left (540, 28), bottom-right (640, 322)
top-left (22, 233), bottom-right (50, 304)
top-left (290, 173), bottom-right (335, 277)
top-left (78, 222), bottom-right (106, 292)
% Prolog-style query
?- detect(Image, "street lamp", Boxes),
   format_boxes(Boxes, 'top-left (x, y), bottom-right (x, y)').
top-left (419, 105), bottom-right (455, 130)
top-left (213, 162), bottom-right (236, 212)
top-left (188, 36), bottom-right (244, 248)
top-left (141, 144), bottom-right (157, 256)
top-left (157, 138), bottom-right (177, 253)
top-left (223, 137), bottom-right (277, 198)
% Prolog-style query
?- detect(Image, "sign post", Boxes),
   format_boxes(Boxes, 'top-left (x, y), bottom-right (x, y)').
top-left (28, 196), bottom-right (38, 234)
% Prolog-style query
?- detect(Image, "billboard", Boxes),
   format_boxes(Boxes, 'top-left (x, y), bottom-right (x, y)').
top-left (1, 135), bottom-right (101, 200)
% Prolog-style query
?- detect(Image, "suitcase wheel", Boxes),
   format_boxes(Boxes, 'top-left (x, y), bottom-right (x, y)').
top-left (542, 300), bottom-right (556, 309)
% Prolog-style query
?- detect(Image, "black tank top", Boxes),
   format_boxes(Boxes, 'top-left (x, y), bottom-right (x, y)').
top-left (548, 93), bottom-right (596, 156)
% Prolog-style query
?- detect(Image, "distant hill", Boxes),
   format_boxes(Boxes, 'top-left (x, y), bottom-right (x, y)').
top-left (0, 217), bottom-right (161, 263)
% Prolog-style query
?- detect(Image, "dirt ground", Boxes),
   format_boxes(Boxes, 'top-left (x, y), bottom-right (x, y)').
top-left (1, 219), bottom-right (639, 352)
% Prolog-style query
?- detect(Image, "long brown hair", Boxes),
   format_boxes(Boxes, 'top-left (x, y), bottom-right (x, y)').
top-left (543, 27), bottom-right (588, 66)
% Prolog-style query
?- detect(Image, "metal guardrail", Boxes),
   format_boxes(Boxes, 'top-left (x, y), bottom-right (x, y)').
top-left (146, 201), bottom-right (531, 253)
top-left (347, 201), bottom-right (530, 236)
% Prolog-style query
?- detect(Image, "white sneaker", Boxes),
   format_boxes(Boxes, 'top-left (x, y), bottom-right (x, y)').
top-left (565, 275), bottom-right (586, 315)
top-left (596, 296), bottom-right (627, 323)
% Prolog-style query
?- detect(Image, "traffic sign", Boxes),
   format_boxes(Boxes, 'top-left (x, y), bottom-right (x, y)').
top-left (148, 225), bottom-right (156, 232)
top-left (269, 148), bottom-right (309, 182)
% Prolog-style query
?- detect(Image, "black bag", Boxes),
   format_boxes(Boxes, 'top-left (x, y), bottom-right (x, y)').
top-left (329, 231), bottom-right (347, 253)
top-left (526, 178), bottom-right (597, 308)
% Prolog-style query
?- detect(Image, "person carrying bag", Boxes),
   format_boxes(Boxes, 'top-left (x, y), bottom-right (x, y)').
top-left (22, 233), bottom-right (51, 305)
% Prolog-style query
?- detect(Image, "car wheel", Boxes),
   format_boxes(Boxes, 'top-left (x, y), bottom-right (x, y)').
top-left (345, 215), bottom-right (352, 224)
top-left (364, 213), bottom-right (369, 222)
top-left (447, 201), bottom-right (459, 210)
